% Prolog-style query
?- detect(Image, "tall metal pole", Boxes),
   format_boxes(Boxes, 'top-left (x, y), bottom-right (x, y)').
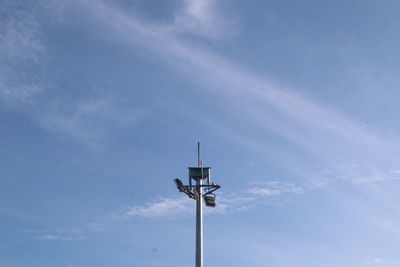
top-left (196, 142), bottom-right (203, 267)
top-left (174, 143), bottom-right (220, 267)
top-left (196, 177), bottom-right (203, 267)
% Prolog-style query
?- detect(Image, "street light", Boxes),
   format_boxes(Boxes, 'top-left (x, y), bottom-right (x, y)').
top-left (173, 143), bottom-right (221, 267)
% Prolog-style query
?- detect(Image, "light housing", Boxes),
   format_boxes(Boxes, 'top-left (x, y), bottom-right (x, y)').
top-left (174, 178), bottom-right (184, 191)
top-left (174, 178), bottom-right (196, 199)
top-left (204, 195), bottom-right (216, 207)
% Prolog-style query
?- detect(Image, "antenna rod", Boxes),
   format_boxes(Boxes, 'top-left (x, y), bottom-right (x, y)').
top-left (197, 142), bottom-right (200, 167)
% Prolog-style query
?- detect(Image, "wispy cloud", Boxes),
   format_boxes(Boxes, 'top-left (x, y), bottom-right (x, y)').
top-left (26, 222), bottom-right (106, 242)
top-left (0, 1), bottom-right (46, 107)
top-left (25, 171), bottom-right (400, 243)
top-left (38, 97), bottom-right (148, 146)
top-left (171, 0), bottom-right (237, 38)
top-left (350, 170), bottom-right (400, 185)
top-left (34, 234), bottom-right (86, 242)
top-left (124, 197), bottom-right (193, 218)
top-left (370, 257), bottom-right (400, 266)
top-left (0, 1), bottom-right (154, 146)
top-left (121, 169), bottom-right (400, 219)
top-left (248, 181), bottom-right (305, 197)
top-left (0, 2), bottom-right (44, 62)
top-left (5, 0), bottom-right (397, 163)
top-left (121, 196), bottom-right (224, 218)
top-left (78, 0), bottom-right (400, 173)
top-left (121, 180), bottom-right (306, 218)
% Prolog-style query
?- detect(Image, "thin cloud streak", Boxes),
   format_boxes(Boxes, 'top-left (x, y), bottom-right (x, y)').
top-left (248, 181), bottom-right (305, 196)
top-left (124, 197), bottom-right (193, 218)
top-left (123, 180), bottom-right (306, 218)
top-left (122, 170), bottom-right (400, 219)
top-left (0, 1), bottom-right (47, 106)
top-left (79, 0), bottom-right (400, 172)
top-left (0, 1), bottom-right (138, 145)
top-left (25, 222), bottom-right (106, 242)
top-left (28, 172), bottom-right (400, 243)
top-left (171, 0), bottom-right (237, 39)
top-left (34, 234), bottom-right (86, 241)
top-left (38, 96), bottom-right (148, 146)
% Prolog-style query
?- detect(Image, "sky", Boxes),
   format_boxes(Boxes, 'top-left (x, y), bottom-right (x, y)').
top-left (2, 0), bottom-right (400, 266)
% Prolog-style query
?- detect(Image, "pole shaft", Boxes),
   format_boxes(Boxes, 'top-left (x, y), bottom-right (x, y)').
top-left (196, 178), bottom-right (203, 267)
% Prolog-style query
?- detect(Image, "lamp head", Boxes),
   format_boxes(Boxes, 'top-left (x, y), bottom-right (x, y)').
top-left (204, 195), bottom-right (216, 207)
top-left (174, 178), bottom-right (184, 191)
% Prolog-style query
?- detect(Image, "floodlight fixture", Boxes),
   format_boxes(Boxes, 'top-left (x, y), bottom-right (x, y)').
top-left (172, 142), bottom-right (222, 267)
top-left (204, 195), bottom-right (216, 207)
top-left (174, 178), bottom-right (184, 190)
top-left (174, 178), bottom-right (196, 199)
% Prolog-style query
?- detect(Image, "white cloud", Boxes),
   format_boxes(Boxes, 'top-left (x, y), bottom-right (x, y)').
top-left (0, 2), bottom-right (46, 106)
top-left (0, 1), bottom-right (150, 145)
top-left (77, 0), bottom-right (400, 173)
top-left (27, 222), bottom-right (106, 242)
top-left (0, 4), bottom-right (44, 61)
top-left (123, 169), bottom-right (400, 219)
top-left (124, 197), bottom-right (193, 218)
top-left (3, 0), bottom-right (392, 160)
top-left (348, 170), bottom-right (400, 185)
top-left (211, 195), bottom-right (256, 213)
top-left (370, 257), bottom-right (400, 266)
top-left (172, 0), bottom-right (236, 38)
top-left (1, 0), bottom-right (397, 171)
top-left (34, 234), bottom-right (86, 241)
top-left (38, 97), bottom-right (148, 146)
top-left (123, 180), bottom-right (307, 218)
top-left (248, 181), bottom-right (305, 197)
top-left (120, 168), bottom-right (400, 219)
top-left (122, 196), bottom-right (238, 218)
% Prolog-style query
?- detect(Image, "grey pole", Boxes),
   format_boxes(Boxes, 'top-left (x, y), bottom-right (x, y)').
top-left (173, 143), bottom-right (220, 267)
top-left (196, 176), bottom-right (203, 267)
top-left (196, 142), bottom-right (203, 267)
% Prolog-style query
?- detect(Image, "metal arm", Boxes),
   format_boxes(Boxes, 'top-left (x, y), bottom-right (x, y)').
top-left (174, 179), bottom-right (220, 199)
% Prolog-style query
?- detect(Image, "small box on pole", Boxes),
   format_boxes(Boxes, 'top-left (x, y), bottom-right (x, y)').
top-left (188, 167), bottom-right (211, 180)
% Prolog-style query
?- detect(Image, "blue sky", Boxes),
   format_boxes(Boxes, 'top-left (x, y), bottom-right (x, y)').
top-left (2, 0), bottom-right (400, 266)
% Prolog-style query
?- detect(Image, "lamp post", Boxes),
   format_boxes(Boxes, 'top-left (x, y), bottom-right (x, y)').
top-left (173, 143), bottom-right (221, 267)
